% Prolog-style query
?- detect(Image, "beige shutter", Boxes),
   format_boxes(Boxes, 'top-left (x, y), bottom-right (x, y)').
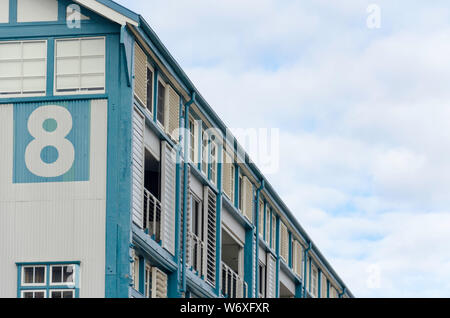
top-left (265, 208), bottom-right (271, 244)
top-left (280, 222), bottom-right (289, 262)
top-left (222, 150), bottom-right (233, 200)
top-left (321, 274), bottom-right (328, 298)
top-left (151, 267), bottom-right (168, 298)
top-left (242, 176), bottom-right (253, 223)
top-left (166, 84), bottom-right (180, 141)
top-left (134, 43), bottom-right (147, 106)
top-left (271, 214), bottom-right (276, 250)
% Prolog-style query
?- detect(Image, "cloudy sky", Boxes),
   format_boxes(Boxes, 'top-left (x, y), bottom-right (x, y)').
top-left (116, 0), bottom-right (450, 297)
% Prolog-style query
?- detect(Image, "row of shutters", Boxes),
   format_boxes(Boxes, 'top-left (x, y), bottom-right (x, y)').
top-left (134, 43), bottom-right (180, 143)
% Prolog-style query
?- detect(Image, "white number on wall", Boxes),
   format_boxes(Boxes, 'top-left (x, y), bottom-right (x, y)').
top-left (25, 105), bottom-right (75, 178)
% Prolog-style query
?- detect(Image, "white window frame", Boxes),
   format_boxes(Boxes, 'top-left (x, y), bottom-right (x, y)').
top-left (49, 264), bottom-right (76, 286)
top-left (49, 289), bottom-right (75, 298)
top-left (54, 36), bottom-right (106, 96)
top-left (21, 265), bottom-right (47, 286)
top-left (258, 262), bottom-right (266, 298)
top-left (0, 40), bottom-right (47, 98)
top-left (144, 264), bottom-right (152, 298)
top-left (210, 140), bottom-right (218, 186)
top-left (21, 290), bottom-right (47, 298)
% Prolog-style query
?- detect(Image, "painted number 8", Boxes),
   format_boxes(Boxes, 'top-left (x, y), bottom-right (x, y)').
top-left (25, 105), bottom-right (75, 178)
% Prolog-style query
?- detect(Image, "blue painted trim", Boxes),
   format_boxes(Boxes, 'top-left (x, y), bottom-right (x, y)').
top-left (234, 164), bottom-right (239, 209)
top-left (138, 256), bottom-right (145, 295)
top-left (263, 201), bottom-right (267, 241)
top-left (288, 231), bottom-right (293, 268)
top-left (327, 279), bottom-right (330, 298)
top-left (309, 257), bottom-right (312, 295)
top-left (318, 268), bottom-right (322, 298)
top-left (254, 180), bottom-right (264, 297)
top-left (275, 215), bottom-right (280, 298)
top-left (46, 38), bottom-right (55, 97)
top-left (10, 0), bottom-right (17, 25)
top-left (0, 94), bottom-right (108, 105)
top-left (214, 145), bottom-right (223, 296)
top-left (104, 31), bottom-right (134, 298)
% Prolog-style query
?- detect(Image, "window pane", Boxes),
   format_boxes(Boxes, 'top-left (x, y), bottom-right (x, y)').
top-left (23, 267), bottom-right (34, 284)
top-left (23, 77), bottom-right (46, 93)
top-left (51, 291), bottom-right (62, 298)
top-left (34, 267), bottom-right (45, 284)
top-left (81, 56), bottom-right (104, 74)
top-left (80, 74), bottom-right (104, 89)
top-left (63, 266), bottom-right (74, 283)
top-left (0, 79), bottom-right (21, 94)
top-left (23, 60), bottom-right (46, 77)
top-left (157, 82), bottom-right (165, 124)
top-left (56, 75), bottom-right (79, 90)
top-left (0, 42), bottom-right (21, 59)
top-left (80, 38), bottom-right (104, 56)
top-left (35, 291), bottom-right (45, 298)
top-left (23, 292), bottom-right (34, 298)
top-left (52, 266), bottom-right (62, 283)
top-left (0, 60), bottom-right (21, 77)
top-left (57, 57), bottom-right (80, 75)
top-left (57, 40), bottom-right (80, 58)
top-left (62, 291), bottom-right (74, 298)
top-left (23, 41), bottom-right (46, 59)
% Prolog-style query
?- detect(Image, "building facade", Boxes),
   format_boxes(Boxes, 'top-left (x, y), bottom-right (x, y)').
top-left (0, 0), bottom-right (353, 299)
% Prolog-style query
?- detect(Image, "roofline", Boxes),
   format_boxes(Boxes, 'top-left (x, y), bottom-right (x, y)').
top-left (74, 0), bottom-right (139, 26)
top-left (136, 12), bottom-right (354, 298)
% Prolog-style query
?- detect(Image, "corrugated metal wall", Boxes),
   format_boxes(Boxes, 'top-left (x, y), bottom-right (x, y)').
top-left (0, 100), bottom-right (108, 298)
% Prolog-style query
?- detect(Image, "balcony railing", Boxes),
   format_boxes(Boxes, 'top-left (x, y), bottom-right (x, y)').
top-left (143, 188), bottom-right (162, 243)
top-left (187, 231), bottom-right (205, 276)
top-left (221, 262), bottom-right (248, 298)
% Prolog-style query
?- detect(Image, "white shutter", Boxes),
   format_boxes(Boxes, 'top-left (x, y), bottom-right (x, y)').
top-left (203, 186), bottom-right (217, 287)
top-left (252, 233), bottom-right (257, 296)
top-left (222, 150), bottom-right (233, 200)
top-left (151, 267), bottom-right (168, 298)
top-left (132, 108), bottom-right (145, 228)
top-left (161, 141), bottom-right (176, 255)
top-left (266, 254), bottom-right (276, 298)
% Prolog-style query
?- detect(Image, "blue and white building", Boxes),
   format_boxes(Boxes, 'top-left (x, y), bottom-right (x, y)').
top-left (0, 0), bottom-right (354, 299)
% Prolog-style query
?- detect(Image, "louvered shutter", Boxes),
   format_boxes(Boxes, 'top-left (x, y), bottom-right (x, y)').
top-left (271, 214), bottom-right (276, 250)
top-left (132, 108), bottom-right (145, 228)
top-left (180, 163), bottom-right (191, 265)
top-left (280, 223), bottom-right (289, 262)
top-left (312, 265), bottom-right (318, 297)
top-left (161, 141), bottom-right (176, 255)
top-left (222, 150), bottom-right (233, 200)
top-left (242, 176), bottom-right (253, 223)
top-left (266, 254), bottom-right (276, 298)
top-left (134, 43), bottom-right (147, 106)
top-left (166, 84), bottom-right (180, 141)
top-left (203, 186), bottom-right (217, 287)
top-left (259, 200), bottom-right (264, 237)
top-left (252, 233), bottom-right (257, 296)
top-left (321, 274), bottom-right (328, 298)
top-left (151, 267), bottom-right (168, 298)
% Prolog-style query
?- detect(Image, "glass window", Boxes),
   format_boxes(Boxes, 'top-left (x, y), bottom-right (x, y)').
top-left (22, 266), bottom-right (46, 285)
top-left (50, 290), bottom-right (74, 298)
top-left (22, 290), bottom-right (46, 298)
top-left (51, 265), bottom-right (75, 284)
top-left (146, 66), bottom-right (153, 111)
top-left (0, 40), bottom-right (47, 97)
top-left (55, 37), bottom-right (105, 94)
top-left (157, 81), bottom-right (165, 125)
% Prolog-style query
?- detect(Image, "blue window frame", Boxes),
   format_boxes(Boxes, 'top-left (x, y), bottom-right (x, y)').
top-left (16, 262), bottom-right (80, 298)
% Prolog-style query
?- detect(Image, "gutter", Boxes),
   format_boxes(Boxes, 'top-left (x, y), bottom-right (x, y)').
top-left (181, 92), bottom-right (196, 293)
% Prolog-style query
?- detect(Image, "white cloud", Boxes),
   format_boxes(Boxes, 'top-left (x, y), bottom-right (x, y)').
top-left (119, 0), bottom-right (450, 297)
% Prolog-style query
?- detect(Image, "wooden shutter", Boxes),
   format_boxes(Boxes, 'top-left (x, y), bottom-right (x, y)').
top-left (203, 186), bottom-right (217, 287)
top-left (222, 150), bottom-right (233, 200)
top-left (134, 43), bottom-right (147, 106)
top-left (161, 141), bottom-right (176, 255)
top-left (280, 223), bottom-right (289, 262)
top-left (180, 163), bottom-right (191, 265)
top-left (242, 176), bottom-right (253, 223)
top-left (132, 108), bottom-right (145, 228)
top-left (266, 253), bottom-right (276, 298)
top-left (166, 84), bottom-right (180, 141)
top-left (151, 267), bottom-right (168, 298)
top-left (321, 274), bottom-right (328, 298)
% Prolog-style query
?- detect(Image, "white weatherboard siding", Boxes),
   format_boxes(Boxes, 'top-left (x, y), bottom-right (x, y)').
top-left (0, 0), bottom-right (9, 23)
top-left (0, 100), bottom-right (108, 298)
top-left (17, 0), bottom-right (58, 23)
